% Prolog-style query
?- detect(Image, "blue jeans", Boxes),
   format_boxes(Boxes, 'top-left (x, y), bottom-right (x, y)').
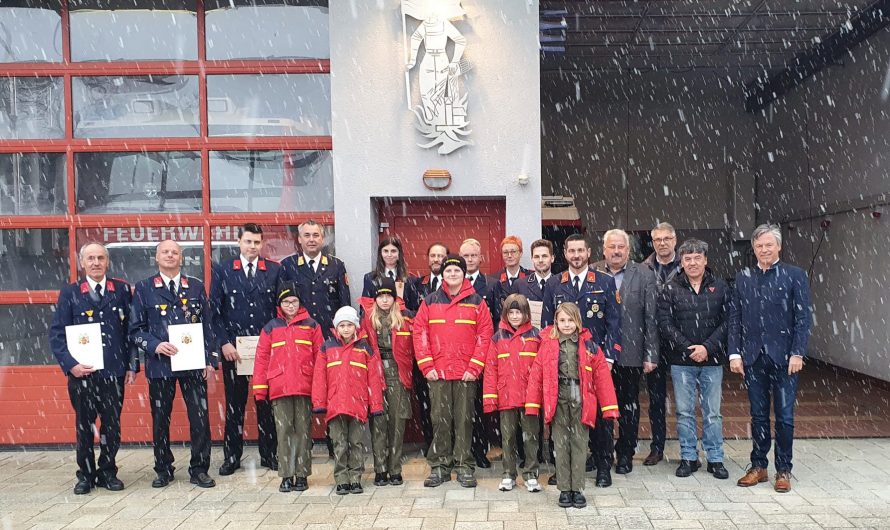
top-left (745, 354), bottom-right (799, 472)
top-left (671, 365), bottom-right (724, 463)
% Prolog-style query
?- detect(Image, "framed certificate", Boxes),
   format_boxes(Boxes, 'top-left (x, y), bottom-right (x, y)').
top-left (236, 335), bottom-right (260, 376)
top-left (65, 323), bottom-right (104, 370)
top-left (168, 323), bottom-right (206, 372)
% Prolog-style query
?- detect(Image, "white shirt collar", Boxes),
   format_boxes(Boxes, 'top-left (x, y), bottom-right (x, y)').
top-left (535, 272), bottom-right (552, 283)
top-left (467, 272), bottom-right (478, 283)
top-left (86, 276), bottom-right (107, 293)
top-left (303, 253), bottom-right (320, 271)
top-left (240, 254), bottom-right (258, 276)
top-left (385, 267), bottom-right (398, 278)
top-left (569, 269), bottom-right (586, 284)
top-left (160, 272), bottom-right (181, 290)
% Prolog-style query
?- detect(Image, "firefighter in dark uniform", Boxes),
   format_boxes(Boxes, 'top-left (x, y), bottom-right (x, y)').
top-left (49, 242), bottom-right (137, 495)
top-left (130, 239), bottom-right (218, 489)
top-left (541, 233), bottom-right (622, 488)
top-left (410, 242), bottom-right (449, 450)
top-left (279, 220), bottom-right (351, 340)
top-left (488, 235), bottom-right (531, 320)
top-left (211, 224), bottom-right (281, 476)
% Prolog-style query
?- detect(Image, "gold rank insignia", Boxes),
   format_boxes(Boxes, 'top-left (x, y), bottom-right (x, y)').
top-left (85, 310), bottom-right (93, 317)
top-left (181, 298), bottom-right (188, 306)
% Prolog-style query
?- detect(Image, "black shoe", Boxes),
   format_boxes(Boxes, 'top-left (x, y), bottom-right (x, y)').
top-left (335, 483), bottom-right (351, 495)
top-left (595, 468), bottom-right (612, 488)
top-left (424, 473), bottom-right (450, 488)
top-left (151, 473), bottom-right (172, 488)
top-left (279, 477), bottom-right (294, 493)
top-left (707, 461), bottom-right (729, 479)
top-left (73, 476), bottom-right (92, 495)
top-left (389, 474), bottom-right (404, 486)
top-left (457, 473), bottom-right (477, 488)
top-left (675, 460), bottom-right (701, 478)
top-left (374, 472), bottom-right (389, 486)
top-left (547, 474), bottom-right (558, 486)
top-left (557, 491), bottom-right (573, 508)
top-left (218, 461), bottom-right (240, 476)
top-left (293, 476), bottom-right (308, 491)
top-left (615, 456), bottom-right (633, 475)
top-left (643, 450), bottom-right (664, 466)
top-left (572, 491), bottom-right (587, 509)
top-left (190, 472), bottom-right (216, 488)
top-left (96, 474), bottom-right (125, 491)
top-left (585, 454), bottom-right (596, 472)
top-left (350, 482), bottom-right (363, 494)
top-left (261, 458), bottom-right (279, 471)
top-left (475, 454), bottom-right (491, 469)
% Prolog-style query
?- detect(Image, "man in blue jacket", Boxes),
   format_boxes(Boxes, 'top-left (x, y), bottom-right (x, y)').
top-left (49, 242), bottom-right (137, 495)
top-left (130, 239), bottom-right (218, 489)
top-left (211, 223), bottom-right (281, 476)
top-left (729, 224), bottom-right (811, 493)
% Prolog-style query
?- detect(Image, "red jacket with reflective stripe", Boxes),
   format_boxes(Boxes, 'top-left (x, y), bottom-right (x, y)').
top-left (525, 326), bottom-right (619, 426)
top-left (360, 300), bottom-right (416, 390)
top-left (252, 307), bottom-right (323, 401)
top-left (413, 280), bottom-right (494, 381)
top-left (483, 320), bottom-right (541, 413)
top-left (311, 332), bottom-right (385, 423)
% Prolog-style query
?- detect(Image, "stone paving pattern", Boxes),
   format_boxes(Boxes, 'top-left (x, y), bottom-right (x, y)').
top-left (2, 438), bottom-right (889, 529)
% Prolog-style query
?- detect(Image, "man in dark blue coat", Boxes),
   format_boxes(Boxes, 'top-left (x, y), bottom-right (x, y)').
top-left (541, 233), bottom-right (621, 487)
top-left (730, 224), bottom-right (811, 494)
top-left (130, 239), bottom-right (218, 489)
top-left (211, 224), bottom-right (281, 476)
top-left (279, 220), bottom-right (350, 340)
top-left (488, 235), bottom-right (531, 320)
top-left (49, 242), bottom-right (136, 495)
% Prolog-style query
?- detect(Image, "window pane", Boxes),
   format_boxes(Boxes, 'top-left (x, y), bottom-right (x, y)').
top-left (0, 228), bottom-right (69, 291)
top-left (77, 226), bottom-right (205, 283)
top-left (205, 0), bottom-right (328, 60)
top-left (73, 76), bottom-right (199, 138)
top-left (0, 304), bottom-right (55, 365)
top-left (0, 77), bottom-right (64, 139)
top-left (210, 224), bottom-right (316, 263)
top-left (0, 153), bottom-right (67, 215)
top-left (75, 151), bottom-right (201, 214)
top-left (0, 2), bottom-right (63, 63)
top-left (209, 150), bottom-right (332, 213)
top-left (70, 0), bottom-right (197, 61)
top-left (207, 74), bottom-right (330, 136)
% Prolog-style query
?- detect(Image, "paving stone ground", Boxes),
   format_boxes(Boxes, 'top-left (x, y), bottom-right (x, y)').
top-left (1, 438), bottom-right (889, 529)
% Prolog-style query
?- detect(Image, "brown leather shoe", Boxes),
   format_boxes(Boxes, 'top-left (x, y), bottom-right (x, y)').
top-left (736, 467), bottom-right (768, 487)
top-left (774, 471), bottom-right (792, 493)
top-left (643, 451), bottom-right (663, 466)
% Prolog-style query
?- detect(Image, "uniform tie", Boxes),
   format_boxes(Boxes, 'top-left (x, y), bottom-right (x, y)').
top-left (388, 270), bottom-right (396, 281)
top-left (307, 259), bottom-right (315, 276)
top-left (169, 279), bottom-right (177, 297)
top-left (508, 277), bottom-right (515, 287)
top-left (573, 275), bottom-right (581, 293)
top-left (247, 262), bottom-right (255, 280)
top-left (540, 278), bottom-right (546, 292)
top-left (95, 283), bottom-right (103, 301)
top-left (430, 276), bottom-right (439, 292)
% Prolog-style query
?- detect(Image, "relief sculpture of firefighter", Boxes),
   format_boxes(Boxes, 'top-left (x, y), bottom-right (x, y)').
top-left (403, 0), bottom-right (472, 154)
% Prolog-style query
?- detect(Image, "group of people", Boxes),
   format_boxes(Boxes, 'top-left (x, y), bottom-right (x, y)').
top-left (49, 219), bottom-right (811, 510)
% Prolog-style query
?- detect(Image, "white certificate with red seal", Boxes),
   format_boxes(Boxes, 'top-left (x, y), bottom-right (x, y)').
top-left (65, 323), bottom-right (104, 371)
top-left (169, 323), bottom-right (206, 372)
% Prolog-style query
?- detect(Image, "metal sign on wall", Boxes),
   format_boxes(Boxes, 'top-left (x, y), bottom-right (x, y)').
top-left (402, 0), bottom-right (472, 155)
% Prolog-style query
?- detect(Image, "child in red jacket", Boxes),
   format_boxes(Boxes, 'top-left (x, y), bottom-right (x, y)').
top-left (361, 277), bottom-right (415, 487)
top-left (252, 283), bottom-right (324, 493)
top-left (483, 293), bottom-right (542, 493)
top-left (526, 302), bottom-right (619, 509)
top-left (312, 306), bottom-right (384, 495)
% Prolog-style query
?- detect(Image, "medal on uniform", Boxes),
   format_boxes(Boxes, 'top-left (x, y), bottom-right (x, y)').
top-left (191, 315), bottom-right (198, 323)
top-left (586, 310), bottom-right (594, 318)
top-left (160, 304), bottom-right (167, 316)
top-left (85, 309), bottom-right (94, 322)
top-left (598, 312), bottom-right (604, 319)
top-left (591, 303), bottom-right (600, 313)
top-left (181, 298), bottom-right (191, 320)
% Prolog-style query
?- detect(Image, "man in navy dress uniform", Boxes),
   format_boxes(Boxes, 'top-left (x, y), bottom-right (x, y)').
top-left (211, 223), bottom-right (281, 476)
top-left (541, 233), bottom-right (622, 487)
top-left (49, 242), bottom-right (137, 495)
top-left (488, 235), bottom-right (531, 320)
top-left (130, 239), bottom-right (218, 489)
top-left (279, 220), bottom-right (350, 340)
top-left (730, 224), bottom-right (811, 494)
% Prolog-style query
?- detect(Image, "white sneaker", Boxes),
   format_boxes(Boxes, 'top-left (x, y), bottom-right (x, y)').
top-left (499, 478), bottom-right (515, 491)
top-left (525, 478), bottom-right (541, 492)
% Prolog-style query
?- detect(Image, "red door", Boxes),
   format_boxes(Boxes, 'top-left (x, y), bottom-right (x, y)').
top-left (377, 198), bottom-right (506, 275)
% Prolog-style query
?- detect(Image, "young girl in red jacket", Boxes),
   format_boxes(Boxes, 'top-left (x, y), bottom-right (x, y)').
top-left (312, 306), bottom-right (384, 495)
top-left (483, 293), bottom-right (542, 493)
top-left (252, 282), bottom-right (324, 493)
top-left (361, 277), bottom-right (415, 487)
top-left (526, 302), bottom-right (619, 509)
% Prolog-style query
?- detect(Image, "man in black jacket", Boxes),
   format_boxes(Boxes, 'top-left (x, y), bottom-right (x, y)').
top-left (656, 239), bottom-right (730, 480)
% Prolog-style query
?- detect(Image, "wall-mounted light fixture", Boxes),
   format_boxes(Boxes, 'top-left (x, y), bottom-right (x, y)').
top-left (423, 169), bottom-right (452, 191)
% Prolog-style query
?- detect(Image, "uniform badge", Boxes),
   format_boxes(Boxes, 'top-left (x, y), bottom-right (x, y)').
top-left (615, 291), bottom-right (622, 304)
top-left (708, 287), bottom-right (716, 293)
top-left (85, 309), bottom-right (94, 322)
top-left (591, 303), bottom-right (600, 313)
top-left (586, 310), bottom-right (594, 318)
top-left (598, 312), bottom-right (604, 319)
top-left (160, 304), bottom-right (168, 316)
top-left (191, 315), bottom-right (198, 323)
top-left (181, 277), bottom-right (189, 289)
top-left (181, 298), bottom-right (188, 307)
top-left (153, 276), bottom-right (163, 288)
